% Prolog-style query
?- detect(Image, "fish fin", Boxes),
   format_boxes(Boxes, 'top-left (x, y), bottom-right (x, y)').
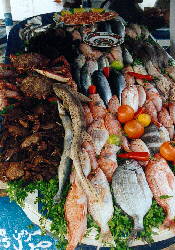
top-left (162, 217), bottom-right (175, 232)
top-left (100, 230), bottom-right (114, 247)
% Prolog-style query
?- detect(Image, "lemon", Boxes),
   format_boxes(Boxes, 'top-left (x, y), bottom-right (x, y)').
top-left (73, 8), bottom-right (85, 13)
top-left (107, 134), bottom-right (121, 146)
top-left (91, 8), bottom-right (104, 13)
top-left (110, 60), bottom-right (124, 70)
top-left (61, 10), bottom-right (71, 16)
top-left (137, 113), bottom-right (151, 127)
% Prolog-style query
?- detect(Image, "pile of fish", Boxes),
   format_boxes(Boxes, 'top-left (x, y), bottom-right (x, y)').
top-left (1, 17), bottom-right (175, 250)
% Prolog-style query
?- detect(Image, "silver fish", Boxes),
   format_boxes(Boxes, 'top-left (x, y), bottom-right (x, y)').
top-left (141, 124), bottom-right (170, 155)
top-left (112, 160), bottom-right (152, 233)
top-left (54, 101), bottom-right (73, 202)
top-left (80, 63), bottom-right (92, 95)
top-left (122, 48), bottom-right (133, 65)
top-left (97, 55), bottom-right (109, 71)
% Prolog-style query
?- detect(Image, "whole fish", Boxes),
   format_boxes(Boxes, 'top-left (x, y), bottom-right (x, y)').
top-left (108, 69), bottom-right (126, 104)
top-left (89, 93), bottom-right (107, 120)
top-left (88, 168), bottom-right (114, 245)
top-left (158, 107), bottom-right (174, 139)
top-left (144, 83), bottom-right (162, 112)
top-left (92, 70), bottom-right (112, 105)
top-left (145, 154), bottom-right (175, 231)
top-left (112, 160), bottom-right (152, 233)
top-left (141, 124), bottom-right (170, 155)
top-left (86, 59), bottom-right (98, 75)
top-left (65, 180), bottom-right (87, 250)
top-left (80, 63), bottom-right (92, 95)
top-left (133, 64), bottom-right (148, 86)
top-left (122, 48), bottom-right (133, 65)
top-left (136, 85), bottom-right (146, 107)
top-left (130, 139), bottom-right (150, 166)
top-left (108, 95), bottom-right (120, 114)
top-left (169, 102), bottom-right (175, 125)
top-left (123, 65), bottom-right (135, 86)
top-left (54, 101), bottom-right (73, 202)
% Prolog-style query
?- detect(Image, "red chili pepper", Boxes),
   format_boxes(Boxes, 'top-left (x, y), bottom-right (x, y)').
top-left (47, 97), bottom-right (58, 102)
top-left (127, 72), bottom-right (153, 81)
top-left (103, 67), bottom-right (110, 78)
top-left (117, 152), bottom-right (150, 161)
top-left (134, 107), bottom-right (146, 119)
top-left (88, 85), bottom-right (97, 94)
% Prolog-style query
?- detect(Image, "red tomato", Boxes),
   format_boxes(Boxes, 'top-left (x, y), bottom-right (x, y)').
top-left (117, 105), bottom-right (134, 123)
top-left (160, 141), bottom-right (175, 161)
top-left (124, 120), bottom-right (144, 139)
top-left (88, 85), bottom-right (96, 94)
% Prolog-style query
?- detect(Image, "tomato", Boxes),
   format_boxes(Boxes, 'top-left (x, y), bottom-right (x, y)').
top-left (124, 120), bottom-right (144, 139)
top-left (88, 85), bottom-right (96, 94)
top-left (160, 141), bottom-right (175, 161)
top-left (137, 113), bottom-right (151, 127)
top-left (117, 105), bottom-right (134, 123)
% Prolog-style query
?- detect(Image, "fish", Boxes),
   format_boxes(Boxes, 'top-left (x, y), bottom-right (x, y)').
top-left (130, 24), bottom-right (142, 37)
top-left (169, 84), bottom-right (175, 102)
top-left (53, 84), bottom-right (101, 203)
top-left (110, 46), bottom-right (123, 63)
top-left (97, 55), bottom-right (109, 71)
top-left (145, 61), bottom-right (160, 78)
top-left (82, 141), bottom-right (98, 170)
top-left (80, 63), bottom-right (92, 95)
top-left (108, 95), bottom-right (120, 114)
top-left (88, 168), bottom-right (114, 245)
top-left (86, 59), bottom-right (98, 75)
top-left (158, 107), bottom-right (174, 139)
top-left (82, 104), bottom-right (94, 126)
top-left (145, 154), bottom-right (175, 231)
top-left (125, 27), bottom-right (137, 39)
top-left (87, 118), bottom-right (109, 155)
top-left (92, 70), bottom-right (112, 105)
top-left (165, 66), bottom-right (175, 81)
top-left (65, 180), bottom-right (87, 250)
top-left (98, 143), bottom-right (120, 182)
top-left (122, 85), bottom-right (139, 112)
top-left (153, 43), bottom-right (169, 69)
top-left (122, 48), bottom-right (133, 65)
top-left (133, 64), bottom-right (148, 86)
top-left (144, 100), bottom-right (158, 122)
top-left (123, 65), bottom-right (135, 86)
top-left (136, 85), bottom-right (146, 107)
top-left (141, 124), bottom-right (170, 155)
top-left (104, 112), bottom-right (122, 136)
top-left (109, 18), bottom-right (125, 37)
top-left (169, 103), bottom-right (175, 125)
top-left (144, 83), bottom-right (162, 112)
top-left (130, 139), bottom-right (150, 166)
top-left (108, 69), bottom-right (126, 104)
top-left (112, 160), bottom-right (153, 234)
top-left (154, 75), bottom-right (171, 100)
top-left (72, 54), bottom-right (86, 91)
top-left (54, 101), bottom-right (73, 202)
top-left (140, 25), bottom-right (150, 40)
top-left (89, 93), bottom-right (107, 120)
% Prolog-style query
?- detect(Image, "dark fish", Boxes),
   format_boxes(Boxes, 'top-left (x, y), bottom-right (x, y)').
top-left (80, 63), bottom-right (92, 95)
top-left (92, 70), bottom-right (112, 105)
top-left (122, 48), bottom-right (133, 65)
top-left (108, 69), bottom-right (126, 104)
top-left (97, 21), bottom-right (112, 33)
top-left (72, 54), bottom-right (86, 91)
top-left (141, 124), bottom-right (170, 155)
top-left (97, 55), bottom-right (109, 71)
top-left (153, 43), bottom-right (169, 68)
top-left (109, 19), bottom-right (125, 38)
top-left (112, 160), bottom-right (152, 233)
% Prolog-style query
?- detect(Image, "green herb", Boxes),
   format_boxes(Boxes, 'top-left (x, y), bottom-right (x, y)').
top-left (0, 104), bottom-right (15, 115)
top-left (168, 58), bottom-right (175, 66)
top-left (159, 195), bottom-right (173, 199)
top-left (133, 58), bottom-right (143, 66)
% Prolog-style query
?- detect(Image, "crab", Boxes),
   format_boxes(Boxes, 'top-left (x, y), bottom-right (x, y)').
top-left (0, 81), bottom-right (21, 110)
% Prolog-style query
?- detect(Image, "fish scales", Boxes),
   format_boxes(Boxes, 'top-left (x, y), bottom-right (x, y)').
top-left (112, 160), bottom-right (152, 231)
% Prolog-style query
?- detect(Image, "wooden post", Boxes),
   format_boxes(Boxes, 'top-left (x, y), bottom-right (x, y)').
top-left (0, 0), bottom-right (13, 37)
top-left (170, 0), bottom-right (175, 58)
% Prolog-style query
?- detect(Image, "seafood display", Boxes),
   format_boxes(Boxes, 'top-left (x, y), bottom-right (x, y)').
top-left (1, 9), bottom-right (175, 250)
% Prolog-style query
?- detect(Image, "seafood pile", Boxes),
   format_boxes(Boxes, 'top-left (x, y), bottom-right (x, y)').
top-left (1, 15), bottom-right (175, 250)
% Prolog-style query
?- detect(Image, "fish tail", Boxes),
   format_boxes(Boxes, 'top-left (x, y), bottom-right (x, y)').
top-left (66, 243), bottom-right (76, 250)
top-left (163, 217), bottom-right (175, 232)
top-left (100, 230), bottom-right (114, 247)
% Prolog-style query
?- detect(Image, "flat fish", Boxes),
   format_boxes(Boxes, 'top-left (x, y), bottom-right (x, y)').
top-left (145, 154), bottom-right (175, 231)
top-left (112, 160), bottom-right (153, 233)
top-left (141, 124), bottom-right (170, 155)
top-left (54, 101), bottom-right (73, 202)
top-left (108, 69), bottom-right (126, 104)
top-left (92, 70), bottom-right (112, 105)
